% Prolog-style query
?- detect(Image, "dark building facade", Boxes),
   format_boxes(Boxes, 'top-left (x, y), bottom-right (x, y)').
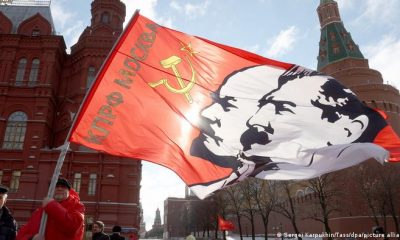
top-left (0, 0), bottom-right (141, 239)
top-left (164, 195), bottom-right (217, 239)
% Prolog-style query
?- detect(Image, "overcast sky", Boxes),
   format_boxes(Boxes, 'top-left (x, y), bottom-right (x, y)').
top-left (50, 0), bottom-right (400, 230)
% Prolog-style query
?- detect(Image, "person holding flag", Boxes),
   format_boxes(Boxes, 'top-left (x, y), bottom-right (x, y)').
top-left (16, 178), bottom-right (84, 240)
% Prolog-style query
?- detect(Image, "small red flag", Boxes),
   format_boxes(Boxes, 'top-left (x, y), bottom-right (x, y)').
top-left (218, 215), bottom-right (235, 231)
top-left (69, 13), bottom-right (400, 199)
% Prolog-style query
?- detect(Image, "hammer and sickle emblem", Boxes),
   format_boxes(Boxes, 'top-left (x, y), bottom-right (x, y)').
top-left (148, 55), bottom-right (196, 103)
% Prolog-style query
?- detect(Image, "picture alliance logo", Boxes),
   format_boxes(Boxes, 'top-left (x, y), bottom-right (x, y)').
top-left (276, 232), bottom-right (400, 238)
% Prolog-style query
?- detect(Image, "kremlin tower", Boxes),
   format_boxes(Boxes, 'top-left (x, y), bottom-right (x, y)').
top-left (317, 0), bottom-right (400, 134)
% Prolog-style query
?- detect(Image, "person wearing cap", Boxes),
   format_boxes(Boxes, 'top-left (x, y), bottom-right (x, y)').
top-left (92, 221), bottom-right (109, 240)
top-left (0, 185), bottom-right (17, 240)
top-left (109, 225), bottom-right (124, 240)
top-left (16, 178), bottom-right (85, 240)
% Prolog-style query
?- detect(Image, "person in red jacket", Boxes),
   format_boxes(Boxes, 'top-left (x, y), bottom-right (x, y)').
top-left (16, 178), bottom-right (85, 240)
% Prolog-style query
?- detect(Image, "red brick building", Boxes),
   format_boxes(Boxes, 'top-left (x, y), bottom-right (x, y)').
top-left (0, 0), bottom-right (141, 238)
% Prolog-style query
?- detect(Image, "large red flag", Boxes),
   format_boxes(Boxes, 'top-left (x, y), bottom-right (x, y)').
top-left (69, 13), bottom-right (400, 199)
top-left (218, 215), bottom-right (235, 231)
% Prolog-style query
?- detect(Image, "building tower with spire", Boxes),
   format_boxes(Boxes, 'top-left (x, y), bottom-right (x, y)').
top-left (317, 0), bottom-right (400, 133)
top-left (311, 0), bottom-right (400, 233)
top-left (0, 1), bottom-right (141, 238)
top-left (267, 1), bottom-right (400, 234)
top-left (139, 203), bottom-right (147, 238)
top-left (145, 208), bottom-right (163, 238)
top-left (153, 208), bottom-right (162, 228)
top-left (55, 0), bottom-right (126, 145)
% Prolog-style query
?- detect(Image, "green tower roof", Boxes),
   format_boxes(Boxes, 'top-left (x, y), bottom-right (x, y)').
top-left (320, 0), bottom-right (335, 4)
top-left (317, 2), bottom-right (364, 70)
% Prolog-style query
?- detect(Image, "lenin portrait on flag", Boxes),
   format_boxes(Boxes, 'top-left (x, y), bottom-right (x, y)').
top-left (190, 65), bottom-right (387, 191)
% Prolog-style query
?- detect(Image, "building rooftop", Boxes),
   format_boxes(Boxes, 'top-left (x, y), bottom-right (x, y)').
top-left (0, 4), bottom-right (55, 34)
top-left (317, 0), bottom-right (364, 70)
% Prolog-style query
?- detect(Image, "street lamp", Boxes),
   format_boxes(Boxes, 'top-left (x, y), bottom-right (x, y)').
top-left (279, 223), bottom-right (283, 240)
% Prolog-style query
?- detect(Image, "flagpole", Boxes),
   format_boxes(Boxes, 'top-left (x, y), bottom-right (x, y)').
top-left (37, 9), bottom-right (141, 240)
top-left (38, 142), bottom-right (70, 238)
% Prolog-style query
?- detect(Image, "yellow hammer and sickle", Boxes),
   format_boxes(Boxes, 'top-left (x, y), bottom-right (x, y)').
top-left (148, 55), bottom-right (196, 103)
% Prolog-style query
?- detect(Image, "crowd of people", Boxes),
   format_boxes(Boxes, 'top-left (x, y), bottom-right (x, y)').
top-left (0, 178), bottom-right (137, 240)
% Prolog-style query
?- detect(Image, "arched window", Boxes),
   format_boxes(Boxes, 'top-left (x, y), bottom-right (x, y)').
top-left (305, 187), bottom-right (314, 195)
top-left (2, 111), bottom-right (27, 150)
top-left (88, 173), bottom-right (97, 195)
top-left (115, 16), bottom-right (121, 26)
top-left (32, 29), bottom-right (40, 36)
top-left (101, 12), bottom-right (110, 23)
top-left (296, 190), bottom-right (304, 197)
top-left (15, 58), bottom-right (27, 86)
top-left (28, 58), bottom-right (40, 86)
top-left (73, 173), bottom-right (82, 193)
top-left (86, 66), bottom-right (96, 89)
top-left (10, 171), bottom-right (21, 192)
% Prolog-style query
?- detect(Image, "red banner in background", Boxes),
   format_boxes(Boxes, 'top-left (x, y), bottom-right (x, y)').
top-left (218, 216), bottom-right (235, 231)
